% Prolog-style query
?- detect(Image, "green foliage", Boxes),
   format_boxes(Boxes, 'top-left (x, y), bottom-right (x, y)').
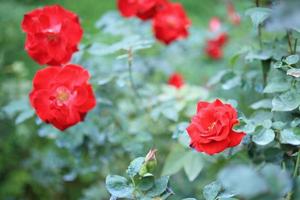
top-left (105, 151), bottom-right (171, 199)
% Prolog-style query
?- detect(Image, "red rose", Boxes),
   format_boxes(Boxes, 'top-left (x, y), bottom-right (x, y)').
top-left (209, 17), bottom-right (221, 32)
top-left (186, 99), bottom-right (245, 155)
top-left (215, 32), bottom-right (229, 47)
top-left (152, 3), bottom-right (191, 45)
top-left (29, 64), bottom-right (96, 131)
top-left (21, 5), bottom-right (83, 65)
top-left (227, 2), bottom-right (241, 25)
top-left (117, 0), bottom-right (168, 20)
top-left (205, 33), bottom-right (228, 59)
top-left (205, 41), bottom-right (223, 60)
top-left (168, 73), bottom-right (184, 89)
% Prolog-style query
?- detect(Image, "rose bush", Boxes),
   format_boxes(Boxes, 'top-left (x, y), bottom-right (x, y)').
top-left (1, 0), bottom-right (300, 200)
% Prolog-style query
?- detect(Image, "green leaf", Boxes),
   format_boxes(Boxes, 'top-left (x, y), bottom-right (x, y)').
top-left (138, 175), bottom-right (154, 191)
top-left (203, 181), bottom-right (221, 200)
top-left (15, 109), bottom-right (35, 124)
top-left (273, 61), bottom-right (283, 69)
top-left (252, 128), bottom-right (275, 145)
top-left (285, 54), bottom-right (299, 65)
top-left (287, 68), bottom-right (300, 78)
top-left (146, 176), bottom-right (169, 197)
top-left (183, 152), bottom-right (204, 181)
top-left (246, 7), bottom-right (272, 28)
top-left (250, 99), bottom-right (272, 109)
top-left (126, 157), bottom-right (145, 178)
top-left (208, 70), bottom-right (228, 86)
top-left (106, 175), bottom-right (133, 198)
top-left (280, 129), bottom-right (300, 145)
top-left (162, 145), bottom-right (187, 176)
top-left (222, 76), bottom-right (241, 90)
top-left (264, 69), bottom-right (291, 93)
top-left (218, 165), bottom-right (268, 198)
top-left (272, 89), bottom-right (300, 111)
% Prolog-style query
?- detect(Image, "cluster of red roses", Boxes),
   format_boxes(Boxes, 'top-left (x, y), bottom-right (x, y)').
top-left (204, 17), bottom-right (229, 60)
top-left (21, 5), bottom-right (96, 131)
top-left (21, 3), bottom-right (245, 155)
top-left (118, 0), bottom-right (191, 45)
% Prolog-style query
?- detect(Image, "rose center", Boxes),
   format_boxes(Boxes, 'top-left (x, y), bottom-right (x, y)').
top-left (47, 32), bottom-right (58, 42)
top-left (208, 122), bottom-right (217, 131)
top-left (55, 86), bottom-right (71, 105)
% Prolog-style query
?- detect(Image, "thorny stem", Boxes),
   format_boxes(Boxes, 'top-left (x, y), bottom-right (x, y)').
top-left (127, 48), bottom-right (141, 99)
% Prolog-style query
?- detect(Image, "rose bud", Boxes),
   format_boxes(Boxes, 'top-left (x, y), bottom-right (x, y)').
top-left (186, 99), bottom-right (245, 155)
top-left (21, 5), bottom-right (83, 65)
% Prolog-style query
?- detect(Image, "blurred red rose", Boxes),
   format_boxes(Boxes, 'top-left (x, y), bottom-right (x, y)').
top-left (168, 73), bottom-right (184, 89)
top-left (227, 2), bottom-right (241, 25)
top-left (21, 5), bottom-right (83, 65)
top-left (205, 31), bottom-right (228, 59)
top-left (153, 3), bottom-right (191, 45)
top-left (186, 99), bottom-right (245, 155)
top-left (209, 17), bottom-right (221, 32)
top-left (205, 40), bottom-right (223, 60)
top-left (29, 64), bottom-right (96, 131)
top-left (118, 0), bottom-right (168, 20)
top-left (215, 32), bottom-right (229, 47)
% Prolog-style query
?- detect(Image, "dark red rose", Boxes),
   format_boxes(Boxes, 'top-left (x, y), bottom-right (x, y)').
top-left (29, 64), bottom-right (96, 131)
top-left (117, 0), bottom-right (168, 20)
top-left (168, 73), bottom-right (184, 89)
top-left (209, 17), bottom-right (221, 32)
top-left (205, 40), bottom-right (223, 60)
top-left (186, 99), bottom-right (245, 155)
top-left (21, 5), bottom-right (83, 65)
top-left (152, 3), bottom-right (191, 45)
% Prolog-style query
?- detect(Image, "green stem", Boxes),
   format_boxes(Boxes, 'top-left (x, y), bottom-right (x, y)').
top-left (285, 149), bottom-right (300, 200)
top-left (287, 30), bottom-right (294, 54)
top-left (294, 38), bottom-right (298, 53)
top-left (127, 48), bottom-right (141, 99)
top-left (293, 149), bottom-right (300, 177)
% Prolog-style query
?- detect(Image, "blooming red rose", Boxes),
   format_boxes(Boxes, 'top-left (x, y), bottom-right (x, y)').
top-left (29, 64), bottom-right (96, 131)
top-left (186, 99), bottom-right (245, 155)
top-left (21, 5), bottom-right (83, 65)
top-left (168, 73), bottom-right (184, 89)
top-left (117, 0), bottom-right (168, 20)
top-left (153, 3), bottom-right (191, 45)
